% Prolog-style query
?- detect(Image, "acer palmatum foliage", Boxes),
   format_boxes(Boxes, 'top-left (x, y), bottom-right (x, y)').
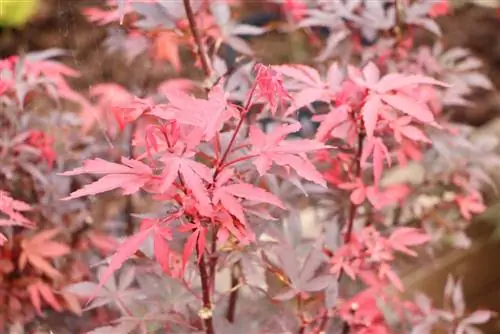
top-left (0, 49), bottom-right (122, 330)
top-left (0, 0), bottom-right (494, 332)
top-left (58, 1), bottom-right (499, 332)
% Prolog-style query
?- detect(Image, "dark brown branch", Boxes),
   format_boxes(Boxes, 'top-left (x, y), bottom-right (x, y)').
top-left (183, 0), bottom-right (213, 78)
top-left (344, 133), bottom-right (365, 244)
top-left (226, 263), bottom-right (240, 322)
top-left (393, 0), bottom-right (406, 48)
top-left (125, 122), bottom-right (137, 235)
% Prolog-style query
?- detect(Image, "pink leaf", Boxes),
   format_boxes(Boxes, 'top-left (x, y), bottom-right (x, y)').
top-left (182, 230), bottom-right (199, 269)
top-left (350, 187), bottom-right (366, 205)
top-left (275, 154), bottom-right (326, 187)
top-left (382, 266), bottom-right (404, 292)
top-left (223, 183), bottom-right (285, 209)
top-left (461, 310), bottom-right (495, 325)
top-left (38, 282), bottom-right (63, 312)
top-left (61, 157), bottom-right (152, 200)
top-left (28, 284), bottom-right (42, 315)
top-left (362, 62), bottom-right (381, 87)
top-left (362, 137), bottom-right (391, 188)
top-left (400, 125), bottom-right (431, 143)
top-left (272, 64), bottom-right (323, 88)
top-left (381, 93), bottom-right (434, 124)
top-left (389, 227), bottom-right (430, 256)
top-left (154, 232), bottom-right (171, 275)
top-left (89, 227), bottom-right (154, 302)
top-left (362, 95), bottom-right (383, 137)
top-left (376, 74), bottom-right (449, 93)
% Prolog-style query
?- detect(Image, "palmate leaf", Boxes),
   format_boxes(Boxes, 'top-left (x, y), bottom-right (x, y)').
top-left (66, 266), bottom-right (140, 311)
top-left (213, 179), bottom-right (285, 225)
top-left (19, 228), bottom-right (70, 280)
top-left (28, 280), bottom-right (63, 315)
top-left (273, 246), bottom-right (331, 301)
top-left (60, 157), bottom-right (154, 200)
top-left (151, 83), bottom-right (235, 141)
top-left (82, 215), bottom-right (178, 302)
top-left (348, 62), bottom-right (449, 138)
top-left (272, 62), bottom-right (343, 114)
top-left (0, 190), bottom-right (35, 244)
top-left (249, 123), bottom-right (327, 186)
top-left (158, 151), bottom-right (213, 214)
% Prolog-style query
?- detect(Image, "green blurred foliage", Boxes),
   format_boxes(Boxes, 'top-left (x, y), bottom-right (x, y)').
top-left (0, 0), bottom-right (39, 27)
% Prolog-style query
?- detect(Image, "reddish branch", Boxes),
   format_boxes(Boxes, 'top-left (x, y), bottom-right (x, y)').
top-left (197, 250), bottom-right (215, 334)
top-left (219, 84), bottom-right (258, 322)
top-left (344, 133), bottom-right (365, 244)
top-left (182, 1), bottom-right (215, 333)
top-left (125, 122), bottom-right (137, 235)
top-left (313, 132), bottom-right (365, 334)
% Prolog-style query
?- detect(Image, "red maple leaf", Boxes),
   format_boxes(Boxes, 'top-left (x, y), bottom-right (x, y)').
top-left (249, 122), bottom-right (326, 186)
top-left (28, 280), bottom-right (63, 315)
top-left (87, 213), bottom-right (180, 301)
top-left (348, 62), bottom-right (448, 137)
top-left (0, 190), bottom-right (35, 244)
top-left (212, 168), bottom-right (285, 228)
top-left (361, 136), bottom-right (391, 188)
top-left (152, 31), bottom-right (183, 73)
top-left (19, 229), bottom-right (70, 280)
top-left (61, 157), bottom-right (154, 200)
top-left (151, 83), bottom-right (236, 141)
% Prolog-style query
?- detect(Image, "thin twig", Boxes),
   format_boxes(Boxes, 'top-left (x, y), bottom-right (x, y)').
top-left (125, 122), bottom-right (137, 235)
top-left (183, 0), bottom-right (212, 78)
top-left (393, 0), bottom-right (405, 48)
top-left (226, 262), bottom-right (240, 322)
top-left (182, 3), bottom-right (217, 333)
top-left (209, 229), bottom-right (218, 291)
top-left (313, 133), bottom-right (365, 334)
top-left (344, 133), bottom-right (365, 244)
top-left (214, 82), bottom-right (257, 178)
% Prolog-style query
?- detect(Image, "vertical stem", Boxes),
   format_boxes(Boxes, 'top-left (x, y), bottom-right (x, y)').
top-left (297, 293), bottom-right (306, 334)
top-left (198, 250), bottom-right (215, 334)
top-left (182, 2), bottom-right (216, 332)
top-left (209, 229), bottom-right (218, 290)
top-left (313, 133), bottom-right (365, 334)
top-left (219, 84), bottom-right (259, 322)
top-left (226, 262), bottom-right (240, 322)
top-left (125, 122), bottom-right (137, 235)
top-left (393, 0), bottom-right (405, 49)
top-left (344, 133), bottom-right (365, 244)
top-left (183, 0), bottom-right (213, 78)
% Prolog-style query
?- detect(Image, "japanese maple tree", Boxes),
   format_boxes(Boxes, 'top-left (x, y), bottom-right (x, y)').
top-left (1, 0), bottom-right (498, 333)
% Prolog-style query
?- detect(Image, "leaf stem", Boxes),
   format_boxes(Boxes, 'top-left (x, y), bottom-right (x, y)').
top-left (214, 82), bottom-right (257, 177)
top-left (297, 293), bottom-right (306, 334)
top-left (219, 154), bottom-right (259, 171)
